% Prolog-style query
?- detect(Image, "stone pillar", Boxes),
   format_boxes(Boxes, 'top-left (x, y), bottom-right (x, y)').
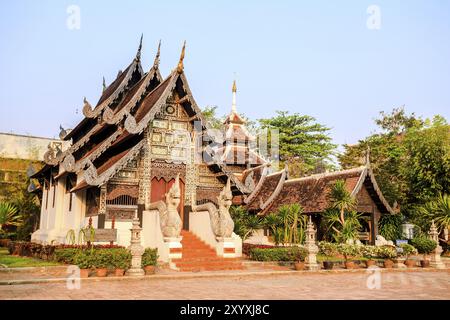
top-left (428, 220), bottom-right (445, 269)
top-left (304, 216), bottom-right (320, 271)
top-left (125, 210), bottom-right (145, 276)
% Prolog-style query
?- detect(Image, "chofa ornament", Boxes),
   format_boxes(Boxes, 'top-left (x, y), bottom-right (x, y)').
top-left (82, 97), bottom-right (95, 118)
top-left (83, 160), bottom-right (99, 185)
top-left (43, 143), bottom-right (58, 165)
top-left (62, 154), bottom-right (76, 172)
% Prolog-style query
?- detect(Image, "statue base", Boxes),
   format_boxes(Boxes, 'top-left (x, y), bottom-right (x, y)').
top-left (430, 246), bottom-right (445, 269)
top-left (216, 237), bottom-right (236, 258)
top-left (125, 268), bottom-right (145, 277)
top-left (164, 236), bottom-right (183, 260)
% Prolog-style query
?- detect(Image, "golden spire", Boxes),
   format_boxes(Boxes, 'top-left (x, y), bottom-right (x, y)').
top-left (153, 39), bottom-right (161, 68)
top-left (231, 79), bottom-right (237, 113)
top-left (177, 41), bottom-right (186, 74)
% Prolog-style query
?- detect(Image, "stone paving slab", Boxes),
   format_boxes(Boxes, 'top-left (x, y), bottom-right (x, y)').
top-left (0, 270), bottom-right (448, 300)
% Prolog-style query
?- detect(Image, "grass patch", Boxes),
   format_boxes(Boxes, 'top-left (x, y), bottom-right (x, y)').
top-left (0, 248), bottom-right (61, 268)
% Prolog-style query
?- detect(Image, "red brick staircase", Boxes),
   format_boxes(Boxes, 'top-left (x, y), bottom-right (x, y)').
top-left (172, 230), bottom-right (244, 272)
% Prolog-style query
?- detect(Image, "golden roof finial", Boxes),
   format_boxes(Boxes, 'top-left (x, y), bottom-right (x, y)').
top-left (153, 39), bottom-right (161, 68)
top-left (232, 79), bottom-right (237, 93)
top-left (177, 40), bottom-right (186, 74)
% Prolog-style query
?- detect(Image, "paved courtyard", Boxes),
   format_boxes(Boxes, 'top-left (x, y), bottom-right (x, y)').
top-left (0, 271), bottom-right (448, 300)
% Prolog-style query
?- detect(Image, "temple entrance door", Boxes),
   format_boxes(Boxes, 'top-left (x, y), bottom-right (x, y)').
top-left (150, 177), bottom-right (185, 225)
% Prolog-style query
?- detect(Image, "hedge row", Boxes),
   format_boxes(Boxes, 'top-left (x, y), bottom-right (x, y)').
top-left (249, 246), bottom-right (308, 262)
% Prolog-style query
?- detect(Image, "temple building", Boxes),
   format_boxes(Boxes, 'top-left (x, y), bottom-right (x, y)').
top-left (30, 39), bottom-right (396, 269)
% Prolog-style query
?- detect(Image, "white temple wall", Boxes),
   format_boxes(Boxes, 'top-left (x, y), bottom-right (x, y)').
top-left (141, 210), bottom-right (169, 262)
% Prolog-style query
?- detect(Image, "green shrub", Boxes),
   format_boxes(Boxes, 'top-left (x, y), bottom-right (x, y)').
top-left (111, 249), bottom-right (132, 269)
top-left (142, 248), bottom-right (158, 267)
top-left (92, 250), bottom-right (113, 269)
top-left (318, 242), bottom-right (338, 257)
top-left (411, 237), bottom-right (437, 254)
top-left (399, 243), bottom-right (418, 258)
top-left (54, 248), bottom-right (79, 264)
top-left (374, 246), bottom-right (397, 259)
top-left (73, 251), bottom-right (94, 269)
top-left (249, 246), bottom-right (307, 262)
top-left (360, 245), bottom-right (377, 259)
top-left (336, 244), bottom-right (361, 260)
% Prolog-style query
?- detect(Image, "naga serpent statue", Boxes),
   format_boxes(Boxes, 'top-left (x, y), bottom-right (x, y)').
top-left (192, 178), bottom-right (235, 238)
top-left (148, 174), bottom-right (182, 238)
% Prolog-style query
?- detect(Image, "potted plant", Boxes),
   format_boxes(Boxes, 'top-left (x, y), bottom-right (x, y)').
top-left (142, 248), bottom-right (158, 275)
top-left (112, 249), bottom-right (131, 276)
top-left (411, 237), bottom-right (437, 268)
top-left (399, 243), bottom-right (418, 268)
top-left (360, 245), bottom-right (377, 267)
top-left (337, 244), bottom-right (359, 269)
top-left (375, 246), bottom-right (397, 268)
top-left (93, 250), bottom-right (111, 277)
top-left (73, 251), bottom-right (93, 278)
top-left (318, 242), bottom-right (338, 270)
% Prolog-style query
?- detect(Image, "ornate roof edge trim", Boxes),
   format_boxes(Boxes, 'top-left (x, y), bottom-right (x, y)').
top-left (258, 168), bottom-right (288, 213)
top-left (361, 167), bottom-right (396, 215)
top-left (54, 66), bottom-right (162, 167)
top-left (243, 165), bottom-right (270, 204)
top-left (72, 139), bottom-right (145, 191)
top-left (284, 166), bottom-right (366, 185)
top-left (82, 59), bottom-right (144, 119)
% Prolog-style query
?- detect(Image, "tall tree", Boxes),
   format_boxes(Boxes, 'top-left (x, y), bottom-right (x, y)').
top-left (259, 111), bottom-right (337, 177)
top-left (338, 107), bottom-right (450, 226)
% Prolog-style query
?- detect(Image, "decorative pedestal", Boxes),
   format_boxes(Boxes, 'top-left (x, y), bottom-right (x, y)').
top-left (164, 237), bottom-right (183, 260)
top-left (125, 211), bottom-right (145, 277)
top-left (304, 216), bottom-right (320, 271)
top-left (428, 220), bottom-right (445, 269)
top-left (430, 246), bottom-right (445, 269)
top-left (216, 237), bottom-right (236, 258)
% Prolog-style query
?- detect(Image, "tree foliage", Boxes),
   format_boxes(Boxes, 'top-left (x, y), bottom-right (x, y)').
top-left (258, 111), bottom-right (337, 177)
top-left (338, 107), bottom-right (450, 229)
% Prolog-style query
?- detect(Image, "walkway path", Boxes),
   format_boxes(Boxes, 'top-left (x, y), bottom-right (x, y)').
top-left (1, 271), bottom-right (448, 300)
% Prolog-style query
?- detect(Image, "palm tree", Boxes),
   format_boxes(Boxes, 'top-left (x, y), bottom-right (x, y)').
top-left (418, 193), bottom-right (450, 239)
top-left (322, 180), bottom-right (362, 243)
top-left (329, 180), bottom-right (356, 225)
top-left (0, 202), bottom-right (22, 232)
top-left (243, 215), bottom-right (263, 240)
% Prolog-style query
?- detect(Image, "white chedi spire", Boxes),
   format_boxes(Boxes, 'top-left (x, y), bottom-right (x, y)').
top-left (232, 79), bottom-right (237, 113)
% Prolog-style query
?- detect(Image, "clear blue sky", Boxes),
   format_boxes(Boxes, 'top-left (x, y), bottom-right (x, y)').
top-left (1, 0), bottom-right (449, 147)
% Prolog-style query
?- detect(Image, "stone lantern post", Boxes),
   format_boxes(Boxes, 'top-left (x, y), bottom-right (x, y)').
top-left (125, 210), bottom-right (145, 276)
top-left (428, 220), bottom-right (445, 269)
top-left (304, 216), bottom-right (320, 271)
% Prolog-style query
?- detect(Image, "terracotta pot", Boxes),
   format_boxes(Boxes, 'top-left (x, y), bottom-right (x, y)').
top-left (96, 268), bottom-right (108, 277)
top-left (144, 265), bottom-right (155, 275)
top-left (323, 261), bottom-right (334, 270)
top-left (115, 269), bottom-right (125, 276)
top-left (404, 259), bottom-right (416, 268)
top-left (383, 259), bottom-right (394, 268)
top-left (344, 261), bottom-right (355, 269)
top-left (79, 269), bottom-right (90, 278)
top-left (294, 262), bottom-right (305, 271)
top-left (420, 260), bottom-right (430, 268)
top-left (365, 260), bottom-right (376, 268)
